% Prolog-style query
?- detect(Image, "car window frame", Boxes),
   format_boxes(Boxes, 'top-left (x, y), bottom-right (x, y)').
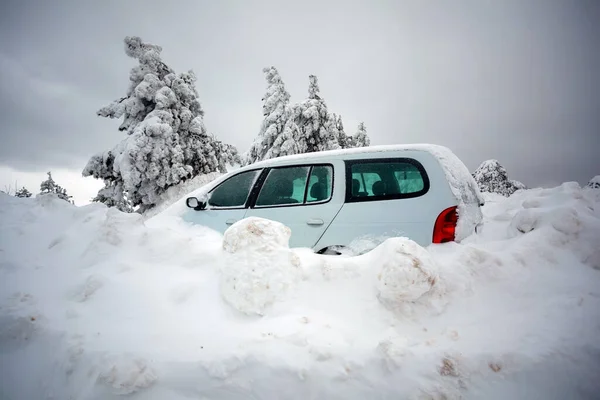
top-left (249, 163), bottom-right (335, 209)
top-left (207, 168), bottom-right (264, 210)
top-left (344, 158), bottom-right (430, 203)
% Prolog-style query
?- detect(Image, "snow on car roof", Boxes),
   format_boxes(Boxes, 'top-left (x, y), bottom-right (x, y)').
top-left (249, 143), bottom-right (453, 168)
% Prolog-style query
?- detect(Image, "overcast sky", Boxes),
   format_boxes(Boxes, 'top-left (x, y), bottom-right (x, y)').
top-left (1, 0), bottom-right (599, 204)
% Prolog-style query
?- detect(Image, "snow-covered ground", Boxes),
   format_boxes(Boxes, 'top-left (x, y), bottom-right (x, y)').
top-left (1, 182), bottom-right (599, 399)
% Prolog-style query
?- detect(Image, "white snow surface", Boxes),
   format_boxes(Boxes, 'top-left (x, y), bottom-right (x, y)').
top-left (1, 182), bottom-right (600, 399)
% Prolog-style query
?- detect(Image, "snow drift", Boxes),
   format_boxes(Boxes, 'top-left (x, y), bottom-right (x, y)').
top-left (1, 182), bottom-right (600, 399)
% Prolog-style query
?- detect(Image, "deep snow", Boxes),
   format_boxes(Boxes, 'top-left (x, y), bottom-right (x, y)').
top-left (0, 182), bottom-right (599, 399)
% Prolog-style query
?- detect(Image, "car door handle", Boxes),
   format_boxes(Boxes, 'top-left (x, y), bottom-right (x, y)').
top-left (225, 219), bottom-right (237, 225)
top-left (306, 219), bottom-right (324, 226)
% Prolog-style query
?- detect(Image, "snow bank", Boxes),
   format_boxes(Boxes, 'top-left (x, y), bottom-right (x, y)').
top-left (1, 182), bottom-right (600, 399)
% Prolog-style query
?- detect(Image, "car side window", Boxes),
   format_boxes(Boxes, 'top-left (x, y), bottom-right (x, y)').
top-left (255, 166), bottom-right (310, 206)
top-left (208, 170), bottom-right (260, 208)
top-left (347, 159), bottom-right (429, 202)
top-left (306, 165), bottom-right (333, 203)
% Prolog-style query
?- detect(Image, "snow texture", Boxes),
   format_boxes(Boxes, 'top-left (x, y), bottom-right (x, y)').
top-left (473, 159), bottom-right (526, 197)
top-left (1, 179), bottom-right (600, 399)
top-left (83, 36), bottom-right (238, 212)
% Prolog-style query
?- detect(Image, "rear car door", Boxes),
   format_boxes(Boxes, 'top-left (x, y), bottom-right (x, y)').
top-left (182, 169), bottom-right (262, 233)
top-left (244, 164), bottom-right (342, 248)
top-left (315, 156), bottom-right (451, 249)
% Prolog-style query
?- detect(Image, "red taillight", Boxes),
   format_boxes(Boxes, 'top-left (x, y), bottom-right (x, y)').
top-left (432, 206), bottom-right (458, 244)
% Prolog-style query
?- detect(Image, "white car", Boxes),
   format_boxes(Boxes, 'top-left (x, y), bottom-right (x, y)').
top-left (184, 144), bottom-right (484, 253)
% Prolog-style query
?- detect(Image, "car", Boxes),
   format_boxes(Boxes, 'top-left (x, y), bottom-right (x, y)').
top-left (184, 144), bottom-right (484, 254)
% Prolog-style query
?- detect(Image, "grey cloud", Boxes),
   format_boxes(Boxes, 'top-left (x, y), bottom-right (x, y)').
top-left (0, 0), bottom-right (598, 186)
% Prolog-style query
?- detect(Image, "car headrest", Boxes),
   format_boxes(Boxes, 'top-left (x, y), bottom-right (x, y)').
top-left (352, 179), bottom-right (360, 194)
top-left (310, 182), bottom-right (327, 201)
top-left (372, 181), bottom-right (386, 196)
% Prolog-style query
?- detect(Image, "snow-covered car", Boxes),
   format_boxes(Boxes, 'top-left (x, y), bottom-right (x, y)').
top-left (184, 144), bottom-right (484, 253)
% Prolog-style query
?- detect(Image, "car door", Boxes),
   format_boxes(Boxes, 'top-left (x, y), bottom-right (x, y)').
top-left (315, 156), bottom-right (450, 250)
top-left (243, 164), bottom-right (342, 248)
top-left (182, 169), bottom-right (262, 233)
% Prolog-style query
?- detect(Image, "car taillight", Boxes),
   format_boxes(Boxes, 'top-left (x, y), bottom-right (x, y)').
top-left (432, 206), bottom-right (458, 244)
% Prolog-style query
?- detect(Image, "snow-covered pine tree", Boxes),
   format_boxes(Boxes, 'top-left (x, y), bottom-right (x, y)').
top-left (83, 36), bottom-right (238, 212)
top-left (331, 113), bottom-right (352, 149)
top-left (39, 172), bottom-right (73, 203)
top-left (15, 187), bottom-right (32, 198)
top-left (472, 160), bottom-right (526, 197)
top-left (39, 171), bottom-right (57, 194)
top-left (352, 122), bottom-right (371, 148)
top-left (292, 75), bottom-right (340, 154)
top-left (265, 106), bottom-right (305, 159)
top-left (586, 175), bottom-right (600, 189)
top-left (245, 66), bottom-right (291, 165)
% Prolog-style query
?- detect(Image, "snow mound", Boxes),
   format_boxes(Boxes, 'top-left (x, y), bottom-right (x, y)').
top-left (2, 184), bottom-right (600, 399)
top-left (372, 238), bottom-right (440, 310)
top-left (220, 217), bottom-right (301, 315)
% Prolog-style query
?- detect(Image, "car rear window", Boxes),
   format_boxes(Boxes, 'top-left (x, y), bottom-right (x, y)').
top-left (345, 158), bottom-right (429, 202)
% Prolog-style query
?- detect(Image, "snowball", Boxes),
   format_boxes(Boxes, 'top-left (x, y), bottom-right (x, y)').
top-left (371, 238), bottom-right (439, 310)
top-left (551, 207), bottom-right (583, 235)
top-left (220, 217), bottom-right (301, 315)
top-left (509, 209), bottom-right (538, 236)
top-left (97, 355), bottom-right (157, 395)
top-left (223, 217), bottom-right (291, 253)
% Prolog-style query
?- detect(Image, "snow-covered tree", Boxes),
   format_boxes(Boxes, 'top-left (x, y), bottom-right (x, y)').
top-left (245, 66), bottom-right (291, 165)
top-left (214, 138), bottom-right (242, 169)
top-left (39, 172), bottom-right (73, 203)
top-left (352, 122), bottom-right (370, 148)
top-left (331, 113), bottom-right (353, 149)
top-left (83, 36), bottom-right (238, 212)
top-left (15, 187), bottom-right (32, 198)
top-left (586, 175), bottom-right (600, 189)
top-left (291, 75), bottom-right (340, 154)
top-left (472, 160), bottom-right (526, 197)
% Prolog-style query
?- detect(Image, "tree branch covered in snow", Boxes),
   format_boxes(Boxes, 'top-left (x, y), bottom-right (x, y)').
top-left (83, 36), bottom-right (239, 212)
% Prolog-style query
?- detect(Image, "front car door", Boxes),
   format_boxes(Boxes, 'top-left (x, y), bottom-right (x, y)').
top-left (182, 169), bottom-right (262, 233)
top-left (243, 164), bottom-right (342, 248)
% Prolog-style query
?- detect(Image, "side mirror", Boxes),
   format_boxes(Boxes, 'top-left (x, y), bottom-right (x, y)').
top-left (186, 197), bottom-right (206, 210)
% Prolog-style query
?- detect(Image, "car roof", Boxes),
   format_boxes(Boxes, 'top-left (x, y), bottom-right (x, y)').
top-left (247, 144), bottom-right (448, 170)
